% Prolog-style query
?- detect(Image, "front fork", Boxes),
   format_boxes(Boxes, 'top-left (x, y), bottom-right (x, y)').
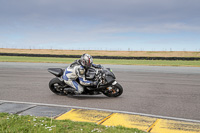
top-left (112, 81), bottom-right (117, 85)
top-left (106, 80), bottom-right (117, 92)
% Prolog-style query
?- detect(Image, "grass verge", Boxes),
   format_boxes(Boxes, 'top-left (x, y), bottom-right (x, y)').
top-left (0, 113), bottom-right (145, 133)
top-left (0, 56), bottom-right (200, 67)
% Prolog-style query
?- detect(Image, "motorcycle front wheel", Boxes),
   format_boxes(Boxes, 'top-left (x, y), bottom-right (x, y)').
top-left (103, 83), bottom-right (123, 97)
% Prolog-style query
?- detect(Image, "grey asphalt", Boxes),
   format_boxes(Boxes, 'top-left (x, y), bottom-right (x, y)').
top-left (0, 62), bottom-right (200, 120)
top-left (0, 102), bottom-right (35, 114)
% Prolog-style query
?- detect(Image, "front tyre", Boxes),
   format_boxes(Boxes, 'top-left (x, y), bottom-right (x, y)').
top-left (49, 78), bottom-right (66, 95)
top-left (103, 83), bottom-right (123, 97)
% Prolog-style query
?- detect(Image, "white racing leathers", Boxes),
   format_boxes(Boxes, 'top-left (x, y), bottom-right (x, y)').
top-left (62, 60), bottom-right (94, 94)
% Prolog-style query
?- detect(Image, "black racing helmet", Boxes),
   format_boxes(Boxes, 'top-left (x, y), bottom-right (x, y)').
top-left (80, 54), bottom-right (93, 69)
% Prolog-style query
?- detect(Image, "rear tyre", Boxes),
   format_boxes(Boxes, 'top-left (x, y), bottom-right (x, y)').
top-left (49, 78), bottom-right (66, 95)
top-left (103, 83), bottom-right (123, 97)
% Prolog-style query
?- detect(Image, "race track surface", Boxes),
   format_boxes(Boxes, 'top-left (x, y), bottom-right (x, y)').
top-left (0, 62), bottom-right (200, 120)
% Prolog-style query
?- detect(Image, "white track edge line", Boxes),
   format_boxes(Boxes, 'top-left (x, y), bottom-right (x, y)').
top-left (1, 100), bottom-right (200, 123)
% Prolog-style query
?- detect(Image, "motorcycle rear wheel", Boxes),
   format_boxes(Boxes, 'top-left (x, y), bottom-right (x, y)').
top-left (103, 83), bottom-right (123, 97)
top-left (49, 78), bottom-right (66, 95)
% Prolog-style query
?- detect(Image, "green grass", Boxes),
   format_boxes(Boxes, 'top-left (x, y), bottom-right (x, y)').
top-left (0, 56), bottom-right (200, 67)
top-left (0, 113), bottom-right (145, 133)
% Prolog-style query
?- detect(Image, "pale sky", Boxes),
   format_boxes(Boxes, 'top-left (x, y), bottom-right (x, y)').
top-left (0, 0), bottom-right (200, 51)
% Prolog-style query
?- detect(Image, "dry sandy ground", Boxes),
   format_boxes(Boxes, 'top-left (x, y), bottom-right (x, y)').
top-left (0, 48), bottom-right (200, 57)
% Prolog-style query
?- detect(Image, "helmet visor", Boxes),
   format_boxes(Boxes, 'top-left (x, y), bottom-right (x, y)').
top-left (85, 57), bottom-right (93, 68)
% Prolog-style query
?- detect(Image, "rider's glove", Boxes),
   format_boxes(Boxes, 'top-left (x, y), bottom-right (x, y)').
top-left (93, 64), bottom-right (102, 69)
top-left (96, 64), bottom-right (102, 68)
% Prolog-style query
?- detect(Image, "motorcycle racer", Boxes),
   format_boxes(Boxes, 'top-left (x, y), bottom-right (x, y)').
top-left (62, 53), bottom-right (101, 94)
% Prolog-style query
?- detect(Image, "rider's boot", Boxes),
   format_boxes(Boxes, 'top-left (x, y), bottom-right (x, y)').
top-left (63, 87), bottom-right (75, 95)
